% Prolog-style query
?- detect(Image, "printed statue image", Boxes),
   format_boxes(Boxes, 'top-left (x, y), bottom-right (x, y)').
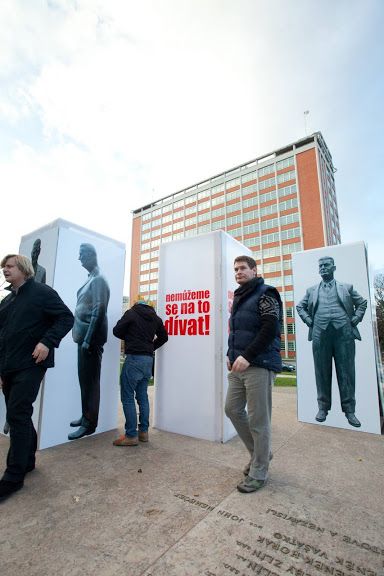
top-left (296, 256), bottom-right (367, 428)
top-left (31, 239), bottom-right (46, 284)
top-left (69, 244), bottom-right (110, 440)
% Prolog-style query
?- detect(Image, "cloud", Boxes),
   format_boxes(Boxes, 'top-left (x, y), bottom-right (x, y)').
top-left (0, 0), bottom-right (383, 282)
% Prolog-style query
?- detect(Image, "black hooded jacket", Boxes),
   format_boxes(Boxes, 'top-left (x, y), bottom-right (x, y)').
top-left (113, 303), bottom-right (168, 356)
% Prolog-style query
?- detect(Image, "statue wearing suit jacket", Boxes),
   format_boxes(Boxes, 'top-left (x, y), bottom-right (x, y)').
top-left (296, 256), bottom-right (367, 428)
top-left (68, 243), bottom-right (110, 440)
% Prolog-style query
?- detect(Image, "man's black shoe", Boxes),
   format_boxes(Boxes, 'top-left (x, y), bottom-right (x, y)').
top-left (0, 479), bottom-right (24, 502)
top-left (26, 463), bottom-right (35, 473)
top-left (315, 409), bottom-right (328, 422)
top-left (346, 413), bottom-right (361, 427)
top-left (3, 421), bottom-right (10, 434)
top-left (70, 417), bottom-right (83, 427)
top-left (68, 426), bottom-right (95, 440)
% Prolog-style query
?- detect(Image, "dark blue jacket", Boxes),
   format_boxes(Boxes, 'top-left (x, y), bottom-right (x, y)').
top-left (227, 277), bottom-right (282, 373)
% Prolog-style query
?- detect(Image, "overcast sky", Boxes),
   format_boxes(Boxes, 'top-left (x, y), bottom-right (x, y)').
top-left (1, 0), bottom-right (383, 292)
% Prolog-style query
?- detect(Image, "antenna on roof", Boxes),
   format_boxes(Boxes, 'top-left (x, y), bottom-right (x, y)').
top-left (304, 110), bottom-right (310, 136)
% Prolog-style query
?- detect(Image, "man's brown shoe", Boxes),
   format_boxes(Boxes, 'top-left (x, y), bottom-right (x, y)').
top-left (138, 431), bottom-right (148, 442)
top-left (113, 435), bottom-right (138, 446)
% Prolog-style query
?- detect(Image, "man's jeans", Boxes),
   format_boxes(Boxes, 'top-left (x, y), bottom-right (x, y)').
top-left (120, 354), bottom-right (153, 438)
top-left (225, 366), bottom-right (274, 481)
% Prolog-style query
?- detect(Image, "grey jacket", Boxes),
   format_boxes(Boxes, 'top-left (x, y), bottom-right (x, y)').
top-left (296, 280), bottom-right (367, 341)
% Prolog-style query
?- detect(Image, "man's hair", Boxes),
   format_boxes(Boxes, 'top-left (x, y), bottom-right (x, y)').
top-left (234, 255), bottom-right (257, 269)
top-left (1, 254), bottom-right (35, 279)
top-left (319, 256), bottom-right (334, 265)
top-left (80, 243), bottom-right (97, 256)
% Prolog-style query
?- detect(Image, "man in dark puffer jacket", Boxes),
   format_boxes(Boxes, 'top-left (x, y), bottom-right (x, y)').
top-left (112, 300), bottom-right (168, 446)
top-left (225, 255), bottom-right (282, 493)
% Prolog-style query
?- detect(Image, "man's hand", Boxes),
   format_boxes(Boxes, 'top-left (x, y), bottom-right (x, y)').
top-left (81, 341), bottom-right (91, 352)
top-left (32, 343), bottom-right (49, 363)
top-left (231, 355), bottom-right (250, 372)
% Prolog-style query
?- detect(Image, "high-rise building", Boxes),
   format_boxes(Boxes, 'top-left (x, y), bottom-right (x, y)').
top-left (130, 132), bottom-right (340, 358)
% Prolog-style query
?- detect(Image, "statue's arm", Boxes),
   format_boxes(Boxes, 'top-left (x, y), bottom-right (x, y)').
top-left (83, 278), bottom-right (109, 346)
top-left (350, 286), bottom-right (367, 325)
top-left (296, 290), bottom-right (313, 327)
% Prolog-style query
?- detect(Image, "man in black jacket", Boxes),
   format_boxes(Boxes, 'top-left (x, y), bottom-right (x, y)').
top-left (112, 300), bottom-right (168, 446)
top-left (225, 256), bottom-right (282, 494)
top-left (0, 254), bottom-right (74, 502)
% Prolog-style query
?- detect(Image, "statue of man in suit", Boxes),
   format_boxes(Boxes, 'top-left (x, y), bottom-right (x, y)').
top-left (296, 256), bottom-right (367, 427)
top-left (69, 243), bottom-right (110, 440)
top-left (31, 239), bottom-right (46, 284)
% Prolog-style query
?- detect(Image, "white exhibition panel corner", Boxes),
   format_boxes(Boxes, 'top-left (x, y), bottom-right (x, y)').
top-left (0, 219), bottom-right (125, 449)
top-left (154, 230), bottom-right (252, 442)
top-left (293, 241), bottom-right (382, 435)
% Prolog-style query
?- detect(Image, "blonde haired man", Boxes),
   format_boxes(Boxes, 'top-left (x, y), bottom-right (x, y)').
top-left (0, 254), bottom-right (73, 502)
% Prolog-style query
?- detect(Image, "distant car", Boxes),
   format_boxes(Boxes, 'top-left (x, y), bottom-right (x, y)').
top-left (282, 363), bottom-right (296, 372)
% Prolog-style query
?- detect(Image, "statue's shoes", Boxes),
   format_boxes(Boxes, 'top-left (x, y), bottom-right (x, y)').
top-left (315, 409), bottom-right (328, 422)
top-left (345, 413), bottom-right (361, 427)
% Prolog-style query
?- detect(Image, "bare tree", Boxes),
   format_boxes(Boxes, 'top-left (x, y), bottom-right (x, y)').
top-left (374, 273), bottom-right (384, 353)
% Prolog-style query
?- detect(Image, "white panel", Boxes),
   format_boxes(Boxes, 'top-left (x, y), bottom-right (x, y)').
top-left (155, 231), bottom-right (252, 442)
top-left (1, 219), bottom-right (125, 449)
top-left (38, 222), bottom-right (125, 449)
top-left (293, 241), bottom-right (381, 434)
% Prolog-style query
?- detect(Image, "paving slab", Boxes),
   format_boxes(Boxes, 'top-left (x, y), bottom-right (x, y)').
top-left (0, 387), bottom-right (383, 576)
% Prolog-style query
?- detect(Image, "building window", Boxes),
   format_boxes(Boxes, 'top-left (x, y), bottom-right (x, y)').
top-left (287, 323), bottom-right (295, 334)
top-left (276, 156), bottom-right (294, 171)
top-left (278, 184), bottom-right (297, 198)
top-left (227, 214), bottom-right (242, 226)
top-left (211, 195), bottom-right (225, 207)
top-left (211, 183), bottom-right (225, 194)
top-left (262, 245), bottom-right (281, 258)
top-left (244, 223), bottom-right (260, 235)
top-left (280, 227), bottom-right (300, 241)
top-left (197, 212), bottom-right (210, 223)
top-left (259, 189), bottom-right (277, 203)
top-left (262, 231), bottom-right (280, 244)
top-left (277, 170), bottom-right (295, 184)
top-left (282, 242), bottom-right (302, 255)
top-left (197, 189), bottom-right (210, 200)
top-left (259, 176), bottom-right (276, 191)
top-left (198, 200), bottom-right (210, 211)
top-left (242, 196), bottom-right (258, 209)
top-left (261, 217), bottom-right (279, 231)
top-left (279, 197), bottom-right (298, 211)
top-left (227, 227), bottom-right (242, 238)
top-left (260, 203), bottom-right (278, 217)
top-left (280, 213), bottom-right (299, 226)
top-left (241, 170), bottom-right (257, 184)
top-left (288, 341), bottom-right (296, 352)
top-left (212, 220), bottom-right (225, 230)
top-left (226, 177), bottom-right (240, 189)
top-left (243, 209), bottom-right (259, 221)
top-left (226, 201), bottom-right (241, 214)
top-left (258, 164), bottom-right (275, 177)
